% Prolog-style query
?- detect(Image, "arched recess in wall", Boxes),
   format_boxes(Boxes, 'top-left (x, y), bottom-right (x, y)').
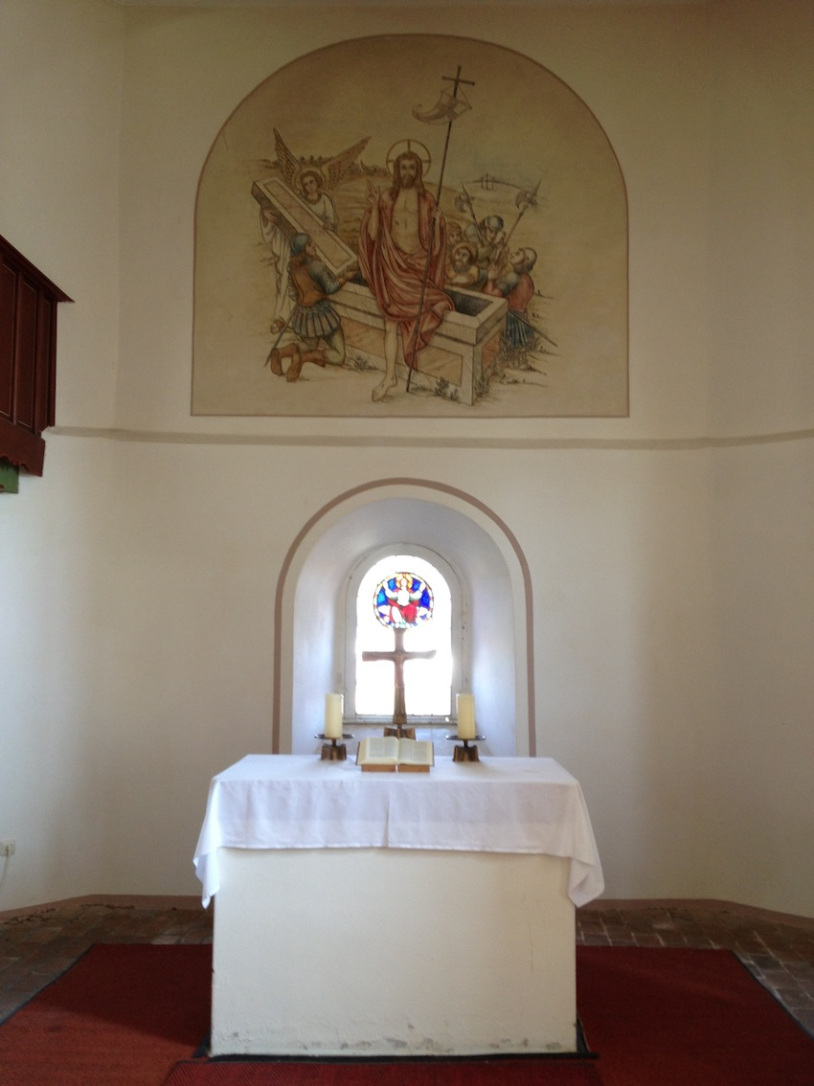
top-left (272, 479), bottom-right (535, 757)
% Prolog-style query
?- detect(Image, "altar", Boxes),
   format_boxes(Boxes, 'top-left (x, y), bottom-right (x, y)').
top-left (194, 755), bottom-right (604, 1058)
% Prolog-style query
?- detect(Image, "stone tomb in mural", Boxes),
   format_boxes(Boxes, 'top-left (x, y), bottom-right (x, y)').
top-left (252, 176), bottom-right (507, 406)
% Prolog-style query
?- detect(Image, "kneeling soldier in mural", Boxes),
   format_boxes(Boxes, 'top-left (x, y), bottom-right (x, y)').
top-left (269, 232), bottom-right (355, 383)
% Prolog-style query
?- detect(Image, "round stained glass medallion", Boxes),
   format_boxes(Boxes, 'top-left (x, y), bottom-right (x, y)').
top-left (373, 572), bottom-right (434, 630)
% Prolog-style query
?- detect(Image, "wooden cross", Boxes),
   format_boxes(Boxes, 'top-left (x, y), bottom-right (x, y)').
top-left (362, 627), bottom-right (436, 738)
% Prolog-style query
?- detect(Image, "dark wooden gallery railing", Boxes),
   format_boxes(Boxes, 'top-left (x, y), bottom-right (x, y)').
top-left (1, 233), bottom-right (71, 478)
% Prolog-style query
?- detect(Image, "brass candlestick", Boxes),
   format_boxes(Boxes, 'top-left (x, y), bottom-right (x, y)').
top-left (447, 734), bottom-right (484, 762)
top-left (316, 734), bottom-right (351, 761)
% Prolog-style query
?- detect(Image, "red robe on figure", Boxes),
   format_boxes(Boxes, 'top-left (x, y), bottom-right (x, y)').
top-left (358, 188), bottom-right (453, 369)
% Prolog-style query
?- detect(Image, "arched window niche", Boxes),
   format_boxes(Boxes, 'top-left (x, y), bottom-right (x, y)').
top-left (274, 480), bottom-right (535, 758)
top-left (348, 547), bottom-right (461, 725)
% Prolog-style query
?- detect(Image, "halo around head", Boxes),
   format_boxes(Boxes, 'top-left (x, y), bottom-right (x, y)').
top-left (385, 139), bottom-right (432, 178)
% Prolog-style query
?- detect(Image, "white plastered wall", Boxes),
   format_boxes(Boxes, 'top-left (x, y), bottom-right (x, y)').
top-left (0, 0), bottom-right (812, 918)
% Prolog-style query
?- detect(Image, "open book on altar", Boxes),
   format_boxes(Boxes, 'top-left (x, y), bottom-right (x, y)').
top-left (356, 737), bottom-right (434, 773)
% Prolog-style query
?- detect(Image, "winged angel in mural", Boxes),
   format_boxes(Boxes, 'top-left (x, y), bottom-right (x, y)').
top-left (251, 65), bottom-right (555, 407)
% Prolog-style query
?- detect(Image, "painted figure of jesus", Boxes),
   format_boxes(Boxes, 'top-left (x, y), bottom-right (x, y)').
top-left (358, 149), bottom-right (454, 402)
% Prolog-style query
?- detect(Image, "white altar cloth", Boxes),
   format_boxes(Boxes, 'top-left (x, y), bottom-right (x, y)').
top-left (194, 754), bottom-right (604, 908)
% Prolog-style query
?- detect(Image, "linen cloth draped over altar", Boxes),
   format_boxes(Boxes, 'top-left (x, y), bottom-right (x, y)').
top-left (194, 755), bottom-right (604, 909)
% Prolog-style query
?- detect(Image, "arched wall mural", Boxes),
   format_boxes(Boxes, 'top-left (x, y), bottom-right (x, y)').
top-left (193, 35), bottom-right (628, 418)
top-left (272, 479), bottom-right (536, 757)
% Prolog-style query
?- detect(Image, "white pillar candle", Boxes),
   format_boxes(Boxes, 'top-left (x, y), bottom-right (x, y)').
top-left (324, 693), bottom-right (344, 739)
top-left (456, 693), bottom-right (476, 739)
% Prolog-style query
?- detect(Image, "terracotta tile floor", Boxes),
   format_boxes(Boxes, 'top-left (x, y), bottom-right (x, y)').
top-left (1, 898), bottom-right (813, 1037)
top-left (577, 900), bottom-right (814, 1038)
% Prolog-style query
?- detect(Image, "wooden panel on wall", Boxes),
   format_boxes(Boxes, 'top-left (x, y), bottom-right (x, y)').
top-left (0, 234), bottom-right (71, 476)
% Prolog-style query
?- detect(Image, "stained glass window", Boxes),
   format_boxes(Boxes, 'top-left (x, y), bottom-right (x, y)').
top-left (355, 554), bottom-right (453, 719)
top-left (373, 572), bottom-right (434, 630)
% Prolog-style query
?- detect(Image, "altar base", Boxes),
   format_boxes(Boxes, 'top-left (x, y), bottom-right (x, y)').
top-left (211, 847), bottom-right (577, 1057)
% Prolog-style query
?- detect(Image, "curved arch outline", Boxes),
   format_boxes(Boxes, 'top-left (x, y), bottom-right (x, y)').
top-left (272, 477), bottom-right (536, 755)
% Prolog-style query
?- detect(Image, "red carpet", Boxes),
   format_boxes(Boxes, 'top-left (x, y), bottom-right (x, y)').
top-left (0, 944), bottom-right (211, 1086)
top-left (162, 1061), bottom-right (602, 1086)
top-left (1, 943), bottom-right (813, 1086)
top-left (577, 946), bottom-right (814, 1085)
